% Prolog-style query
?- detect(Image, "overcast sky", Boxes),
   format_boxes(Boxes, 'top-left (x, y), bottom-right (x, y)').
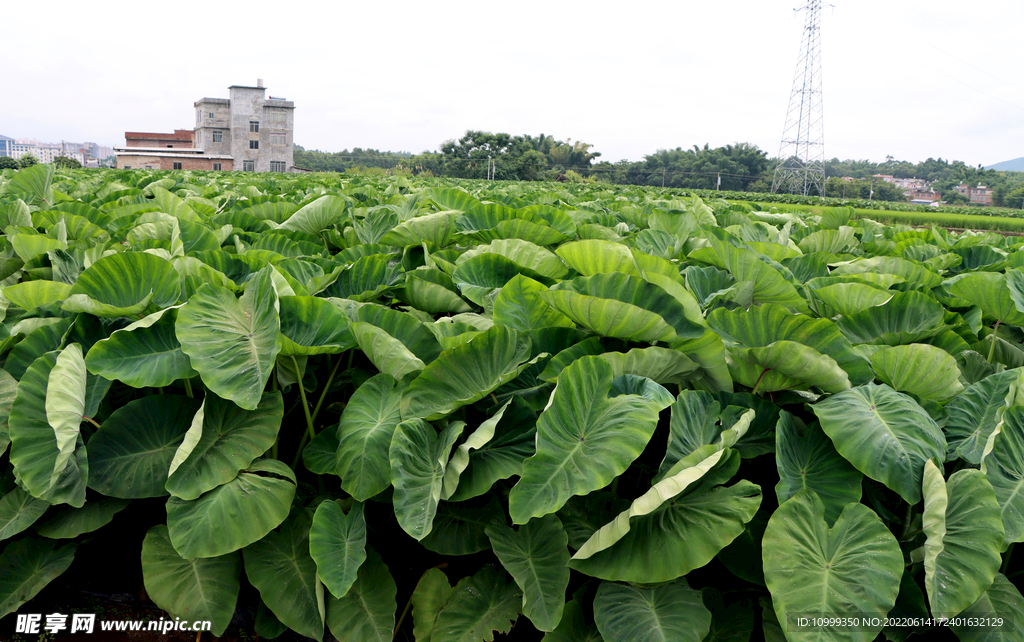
top-left (5, 0), bottom-right (1023, 166)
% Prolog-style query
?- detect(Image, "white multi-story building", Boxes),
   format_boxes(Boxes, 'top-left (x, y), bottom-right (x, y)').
top-left (8, 139), bottom-right (85, 164)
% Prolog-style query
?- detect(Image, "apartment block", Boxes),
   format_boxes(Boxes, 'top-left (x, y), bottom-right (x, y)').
top-left (116, 79), bottom-right (295, 172)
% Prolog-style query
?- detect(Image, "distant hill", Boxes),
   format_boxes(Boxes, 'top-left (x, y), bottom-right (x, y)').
top-left (986, 157), bottom-right (1024, 172)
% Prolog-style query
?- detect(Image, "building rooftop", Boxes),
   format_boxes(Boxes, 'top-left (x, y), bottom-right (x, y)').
top-left (125, 131), bottom-right (193, 140)
top-left (114, 150), bottom-right (234, 160)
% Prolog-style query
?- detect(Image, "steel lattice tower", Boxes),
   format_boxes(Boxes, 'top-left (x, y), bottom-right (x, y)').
top-left (772, 0), bottom-right (825, 196)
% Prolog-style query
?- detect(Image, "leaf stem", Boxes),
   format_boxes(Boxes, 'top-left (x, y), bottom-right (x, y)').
top-left (311, 351), bottom-right (345, 425)
top-left (293, 356), bottom-right (316, 441)
top-left (391, 589), bottom-right (411, 638)
top-left (81, 416), bottom-right (101, 429)
top-left (183, 378), bottom-right (193, 398)
top-left (751, 368), bottom-right (770, 396)
top-left (988, 320), bottom-right (1002, 364)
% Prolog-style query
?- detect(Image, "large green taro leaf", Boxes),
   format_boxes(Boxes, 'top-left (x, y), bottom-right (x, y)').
top-left (401, 268), bottom-right (473, 314)
top-left (493, 274), bottom-right (575, 332)
top-left (350, 302), bottom-right (443, 362)
top-left (310, 500), bottom-right (366, 600)
top-left (322, 255), bottom-right (404, 302)
top-left (390, 419), bottom-right (464, 540)
top-left (950, 574), bottom-right (1024, 642)
top-left (0, 537), bottom-right (77, 619)
top-left (984, 406), bottom-right (1024, 547)
top-left (349, 321), bottom-right (426, 383)
top-left (809, 282), bottom-right (894, 317)
top-left (449, 397), bottom-right (537, 502)
top-left (707, 303), bottom-right (873, 386)
top-left (570, 449), bottom-right (761, 583)
top-left (671, 329), bottom-right (734, 393)
top-left (4, 317), bottom-right (73, 381)
top-left (8, 351), bottom-right (88, 507)
top-left (946, 369), bottom-right (1020, 464)
top-left (0, 368), bottom-right (17, 457)
top-left (597, 346), bottom-right (700, 385)
top-left (34, 497), bottom-right (130, 539)
top-left (244, 509), bottom-right (325, 642)
top-left (2, 280), bottom-right (72, 311)
top-left (0, 487), bottom-right (49, 541)
top-left (400, 325), bottom-right (534, 421)
top-left (541, 272), bottom-right (703, 343)
top-left (325, 546), bottom-right (397, 642)
top-left (84, 307), bottom-right (197, 388)
top-left (278, 295), bottom-right (355, 356)
top-left (166, 458), bottom-right (296, 558)
top-left (762, 491), bottom-right (903, 642)
top-left (141, 524), bottom-right (240, 637)
top-left (45, 344), bottom-right (87, 493)
top-left (277, 194), bottom-right (346, 235)
top-left (870, 344), bottom-right (964, 403)
top-left (441, 399), bottom-right (514, 501)
top-left (947, 271), bottom-right (1024, 327)
top-left (411, 567), bottom-right (453, 642)
top-left (835, 290), bottom-right (947, 346)
top-left (87, 395), bottom-right (200, 498)
top-left (462, 238), bottom-right (568, 280)
top-left (335, 374), bottom-right (404, 501)
top-left (659, 390), bottom-right (724, 474)
top-left (922, 461), bottom-right (1004, 619)
top-left (831, 256), bottom-right (943, 289)
top-left (176, 266), bottom-right (281, 410)
top-left (421, 496), bottom-right (504, 556)
top-left (509, 357), bottom-right (672, 524)
top-left (165, 391), bottom-right (283, 500)
top-left (775, 412), bottom-right (862, 525)
top-left (726, 340), bottom-right (851, 393)
top-left (812, 383), bottom-right (946, 504)
top-left (700, 230), bottom-right (811, 313)
top-left (430, 565), bottom-right (521, 642)
top-left (380, 209), bottom-right (460, 248)
top-left (62, 251), bottom-right (179, 317)
top-left (485, 514), bottom-right (570, 632)
top-left (593, 579), bottom-right (711, 642)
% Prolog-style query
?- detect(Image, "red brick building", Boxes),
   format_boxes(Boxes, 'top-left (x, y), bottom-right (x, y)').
top-left (115, 129), bottom-right (232, 171)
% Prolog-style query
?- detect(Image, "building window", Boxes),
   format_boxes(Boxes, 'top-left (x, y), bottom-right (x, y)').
top-left (249, 121), bottom-right (259, 133)
top-left (267, 111), bottom-right (287, 123)
top-left (213, 131), bottom-right (223, 143)
top-left (124, 165), bottom-right (131, 169)
top-left (145, 165), bottom-right (152, 169)
top-left (270, 133), bottom-right (286, 145)
top-left (173, 162), bottom-right (182, 170)
top-left (250, 140), bottom-right (259, 149)
top-left (270, 161), bottom-right (286, 172)
top-left (243, 160), bottom-right (255, 171)
top-left (213, 163), bottom-right (222, 171)
top-left (207, 112), bottom-right (213, 119)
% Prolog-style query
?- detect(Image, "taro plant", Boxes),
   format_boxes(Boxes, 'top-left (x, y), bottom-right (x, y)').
top-left (0, 164), bottom-right (1020, 641)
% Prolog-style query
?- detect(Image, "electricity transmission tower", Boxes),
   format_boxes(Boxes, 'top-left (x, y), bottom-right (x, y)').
top-left (772, 0), bottom-right (825, 196)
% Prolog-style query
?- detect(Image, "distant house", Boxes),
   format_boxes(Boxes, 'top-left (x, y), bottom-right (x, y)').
top-left (954, 182), bottom-right (994, 205)
top-left (115, 79), bottom-right (295, 172)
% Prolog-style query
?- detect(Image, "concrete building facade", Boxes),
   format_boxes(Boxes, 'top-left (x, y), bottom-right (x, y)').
top-left (194, 80), bottom-right (294, 172)
top-left (115, 79), bottom-right (294, 172)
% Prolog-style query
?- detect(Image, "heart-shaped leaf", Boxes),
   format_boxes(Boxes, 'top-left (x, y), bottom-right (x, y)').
top-left (762, 490), bottom-right (903, 642)
top-left (176, 266), bottom-right (280, 410)
top-left (509, 357), bottom-right (672, 524)
top-left (141, 524), bottom-right (240, 637)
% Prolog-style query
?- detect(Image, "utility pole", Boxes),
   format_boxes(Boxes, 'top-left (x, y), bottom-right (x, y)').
top-left (772, 0), bottom-right (826, 197)
top-left (662, 167), bottom-right (665, 188)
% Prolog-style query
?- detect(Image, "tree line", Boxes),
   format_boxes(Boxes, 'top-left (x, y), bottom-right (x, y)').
top-left (292, 133), bottom-right (1024, 206)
